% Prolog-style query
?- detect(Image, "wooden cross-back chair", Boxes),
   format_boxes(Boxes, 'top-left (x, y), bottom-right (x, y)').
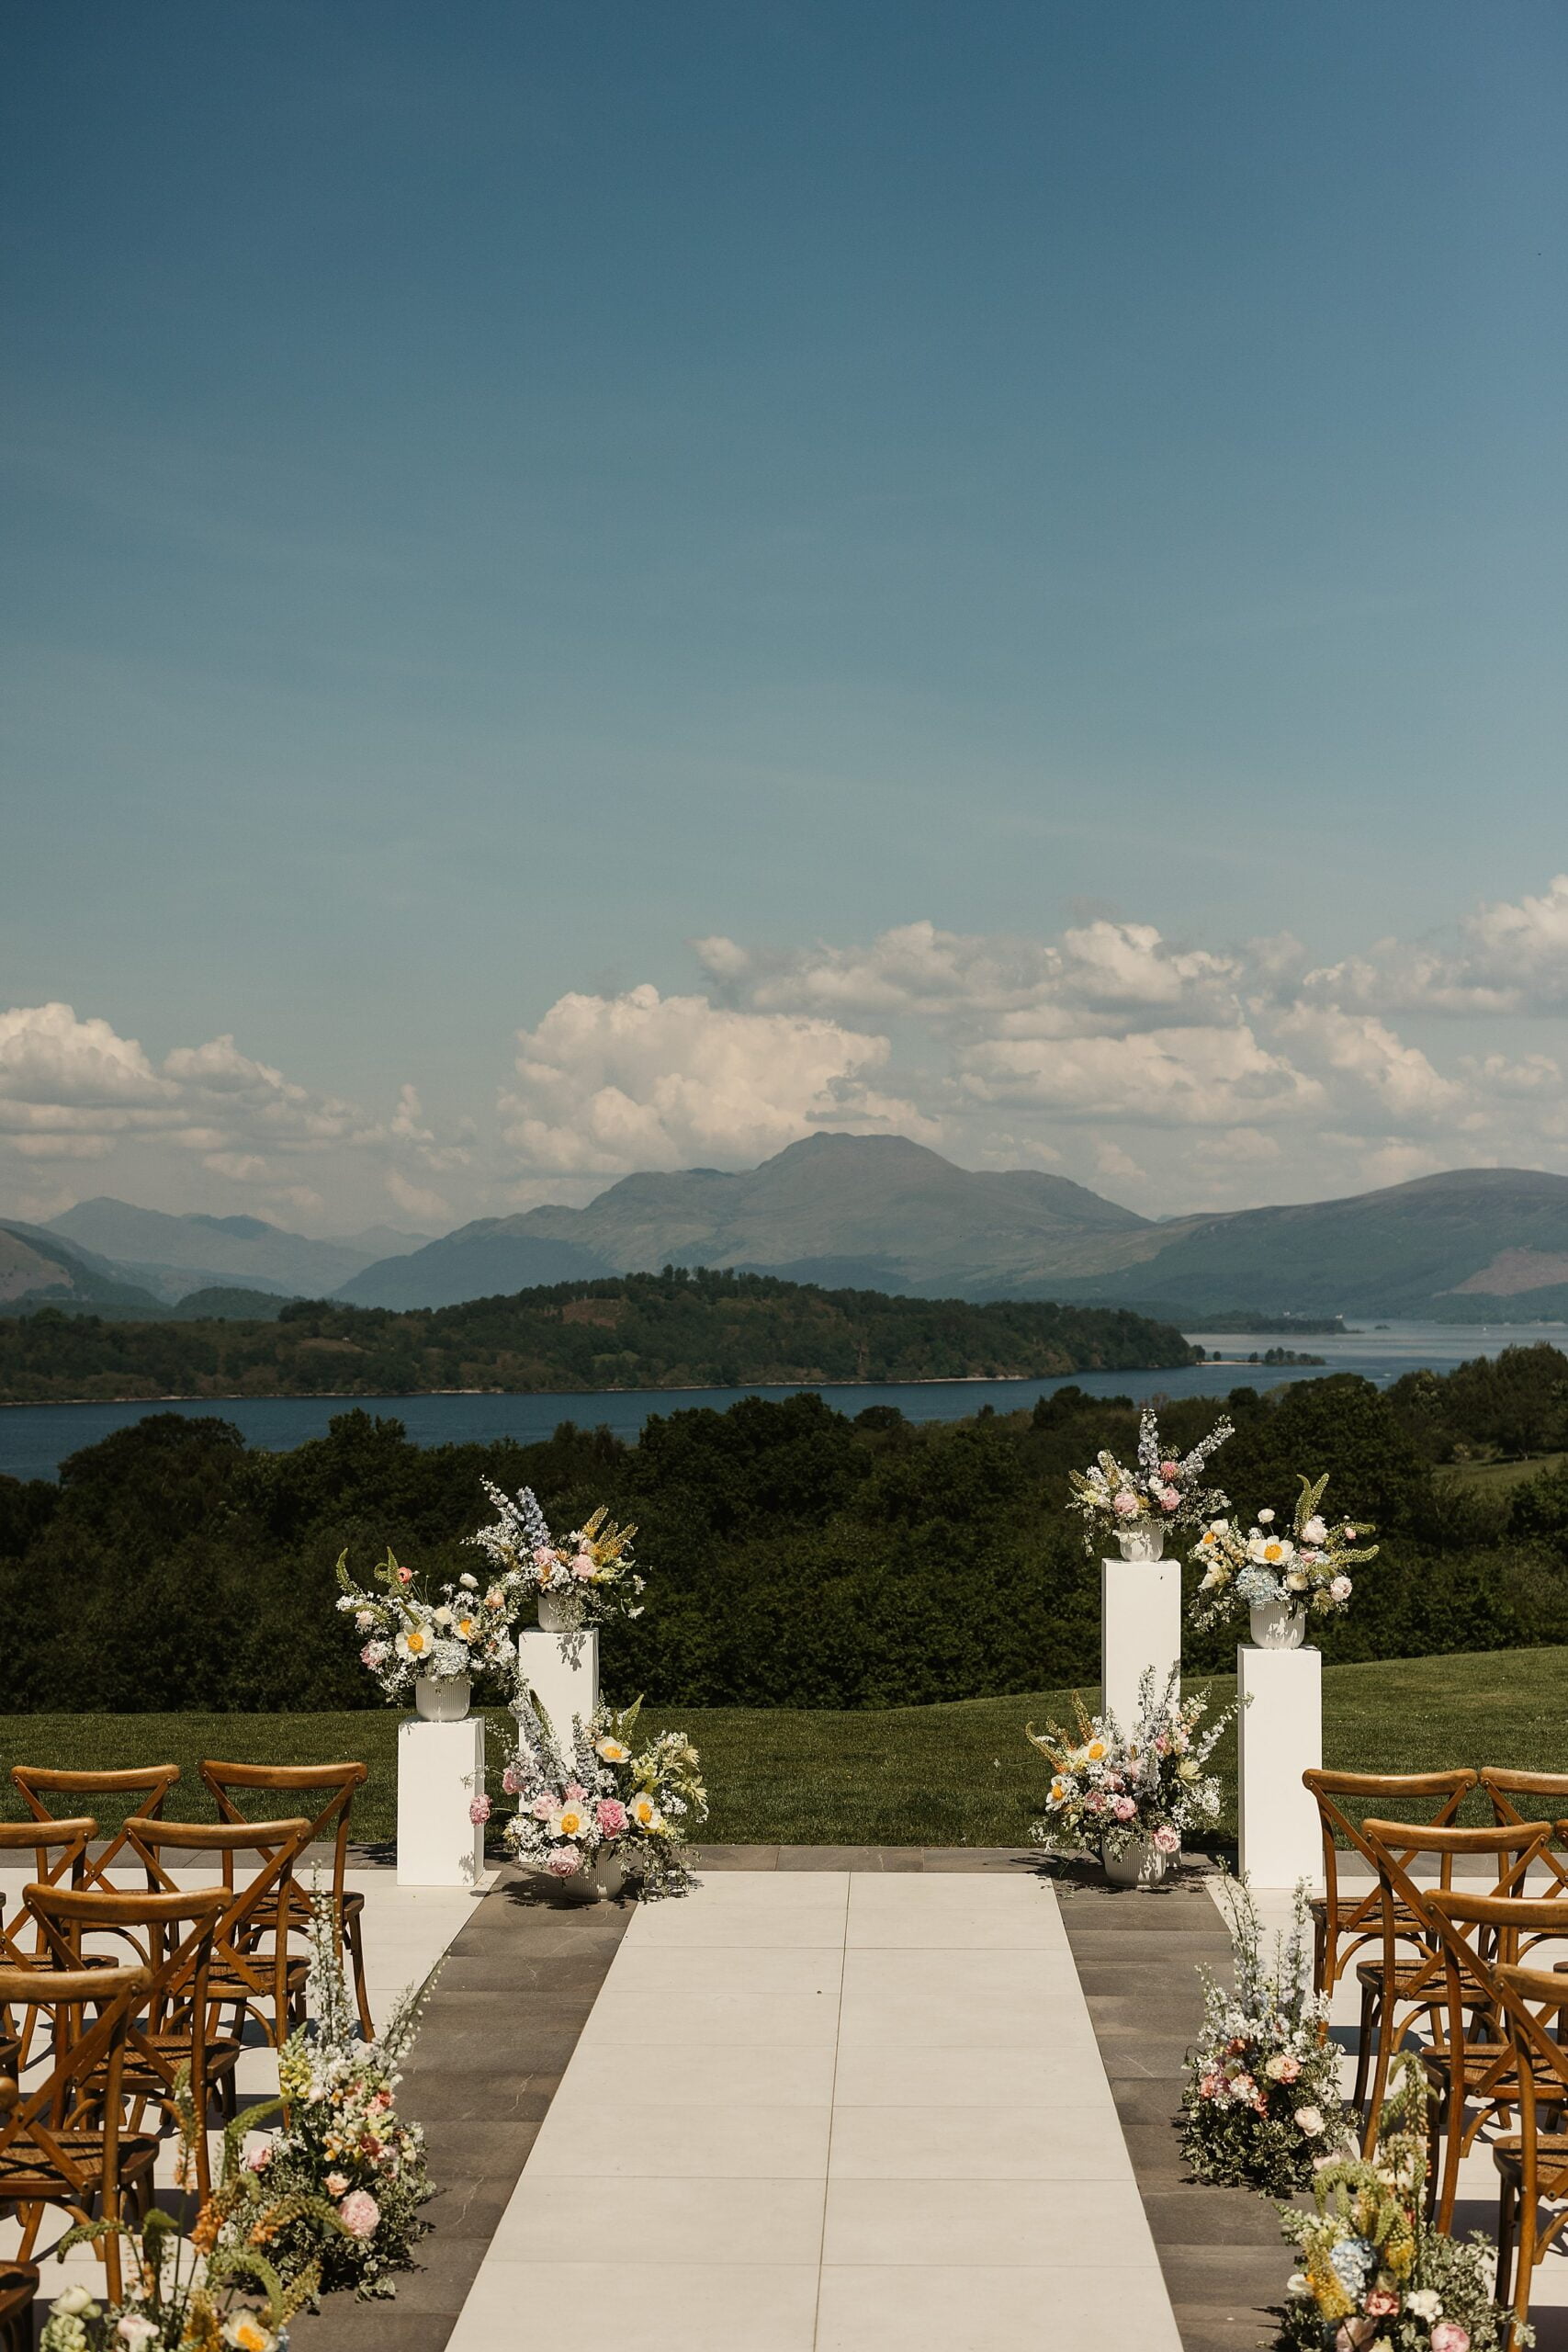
top-left (0, 2260), bottom-right (38, 2352)
top-left (1493, 1954), bottom-right (1568, 2340)
top-left (0, 1817), bottom-right (96, 2067)
top-left (0, 1961), bottom-right (157, 2299)
top-left (11, 1765), bottom-right (181, 1894)
top-left (119, 1815), bottom-right (314, 2050)
top-left (1355, 1815), bottom-right (1557, 2153)
top-left (23, 1883), bottom-right (233, 2196)
top-left (1482, 1769), bottom-right (1568, 1897)
top-left (1303, 1768), bottom-right (1478, 1996)
top-left (1420, 1890), bottom-right (1568, 2242)
top-left (199, 1758), bottom-right (373, 2037)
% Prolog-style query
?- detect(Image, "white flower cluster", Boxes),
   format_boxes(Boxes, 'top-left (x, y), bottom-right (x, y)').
top-left (335, 1541), bottom-right (525, 1702)
top-left (468, 1482), bottom-right (645, 1633)
top-left (1189, 1474), bottom-right (1379, 1632)
top-left (1182, 1879), bottom-right (1345, 2191)
top-left (1066, 1408), bottom-right (1234, 1550)
top-left (1026, 1666), bottom-right (1236, 1860)
top-left (503, 1694), bottom-right (706, 1894)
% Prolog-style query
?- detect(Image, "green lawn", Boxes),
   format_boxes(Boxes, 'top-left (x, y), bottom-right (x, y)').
top-left (2, 1647), bottom-right (1564, 1849)
top-left (1438, 1452), bottom-right (1566, 1492)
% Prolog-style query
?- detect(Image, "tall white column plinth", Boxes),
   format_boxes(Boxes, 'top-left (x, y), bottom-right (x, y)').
top-left (1237, 1644), bottom-right (1322, 1887)
top-left (397, 1716), bottom-right (486, 1887)
top-left (1100, 1557), bottom-right (1181, 1730)
top-left (517, 1625), bottom-right (600, 1756)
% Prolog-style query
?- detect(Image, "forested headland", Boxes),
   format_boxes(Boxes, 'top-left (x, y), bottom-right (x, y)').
top-left (0, 1267), bottom-right (1195, 1403)
top-left (6, 1341), bottom-right (1568, 1714)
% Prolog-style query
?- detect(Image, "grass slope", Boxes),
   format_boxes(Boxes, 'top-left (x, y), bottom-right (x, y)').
top-left (2, 1646), bottom-right (1562, 1849)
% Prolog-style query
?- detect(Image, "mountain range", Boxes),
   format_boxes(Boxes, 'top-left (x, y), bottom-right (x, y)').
top-left (6, 1134), bottom-right (1568, 1323)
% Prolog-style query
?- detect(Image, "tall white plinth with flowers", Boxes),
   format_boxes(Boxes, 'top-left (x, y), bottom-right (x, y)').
top-left (1101, 1555), bottom-right (1182, 1732)
top-left (516, 1623), bottom-right (600, 1757)
top-left (397, 1716), bottom-right (486, 1887)
top-left (1237, 1643), bottom-right (1322, 1887)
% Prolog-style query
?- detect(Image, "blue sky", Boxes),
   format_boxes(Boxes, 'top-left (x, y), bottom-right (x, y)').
top-left (3, 2), bottom-right (1566, 1232)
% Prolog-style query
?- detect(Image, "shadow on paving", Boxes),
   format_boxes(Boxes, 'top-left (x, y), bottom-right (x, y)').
top-left (1055, 1862), bottom-right (1292, 2352)
top-left (292, 1864), bottom-right (634, 2352)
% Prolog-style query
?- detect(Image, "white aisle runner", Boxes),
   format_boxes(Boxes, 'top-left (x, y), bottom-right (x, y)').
top-left (447, 1869), bottom-right (1180, 2352)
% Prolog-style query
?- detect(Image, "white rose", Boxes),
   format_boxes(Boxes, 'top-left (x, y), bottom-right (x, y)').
top-left (1258, 1508), bottom-right (1275, 1524)
top-left (52, 2290), bottom-right (98, 2319)
top-left (1302, 1516), bottom-right (1327, 1545)
top-left (1328, 1576), bottom-right (1352, 1601)
top-left (1200, 1565), bottom-right (1224, 1589)
top-left (1284, 1570), bottom-right (1308, 1591)
top-left (1405, 2291), bottom-right (1441, 2322)
top-left (1293, 2105), bottom-right (1324, 2135)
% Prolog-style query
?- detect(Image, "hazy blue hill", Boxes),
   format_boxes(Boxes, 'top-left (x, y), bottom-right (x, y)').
top-left (166, 1285), bottom-right (295, 1320)
top-left (0, 1223), bottom-right (166, 1317)
top-left (47, 1197), bottom-right (406, 1301)
top-left (333, 1224), bottom-right (615, 1307)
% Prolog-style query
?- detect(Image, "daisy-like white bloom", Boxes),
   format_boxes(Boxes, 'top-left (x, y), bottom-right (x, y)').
top-left (396, 1625), bottom-right (434, 1663)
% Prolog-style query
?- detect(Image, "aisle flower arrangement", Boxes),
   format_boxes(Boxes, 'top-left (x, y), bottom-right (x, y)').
top-left (1067, 1408), bottom-right (1234, 1551)
top-left (248, 1896), bottom-right (435, 2298)
top-left (503, 1693), bottom-right (707, 1894)
top-left (1273, 2054), bottom-right (1526, 2350)
top-left (40, 2075), bottom-right (333, 2352)
top-left (1181, 1877), bottom-right (1344, 2191)
top-left (1189, 1475), bottom-right (1379, 1633)
top-left (1026, 1667), bottom-right (1236, 1862)
top-left (468, 1482), bottom-right (644, 1632)
top-left (334, 1544), bottom-right (521, 1701)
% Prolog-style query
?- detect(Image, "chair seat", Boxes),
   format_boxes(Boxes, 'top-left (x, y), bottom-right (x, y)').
top-left (0, 2130), bottom-right (161, 2200)
top-left (1421, 2043), bottom-right (1568, 2100)
top-left (207, 1956), bottom-right (310, 1996)
top-left (1494, 2136), bottom-right (1568, 2199)
top-left (1356, 1955), bottom-right (1490, 2002)
top-left (248, 1888), bottom-right (364, 1930)
top-left (90, 2034), bottom-right (243, 2103)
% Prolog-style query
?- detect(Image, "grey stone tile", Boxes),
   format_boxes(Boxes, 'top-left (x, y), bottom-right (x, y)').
top-left (1092, 2035), bottom-right (1195, 2080)
top-left (1171, 2302), bottom-right (1284, 2352)
top-left (1114, 2079), bottom-right (1190, 2130)
top-left (416, 2119), bottom-right (542, 2181)
top-left (399, 2071), bottom-right (560, 2125)
top-left (1141, 2191), bottom-right (1292, 2247)
top-left (415, 2169), bottom-right (524, 2241)
top-left (689, 1845), bottom-right (780, 1870)
top-left (918, 1849), bottom-right (1041, 1873)
top-left (1157, 2246), bottom-right (1294, 2305)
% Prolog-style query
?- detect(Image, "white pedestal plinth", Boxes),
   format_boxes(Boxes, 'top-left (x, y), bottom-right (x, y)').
top-left (397, 1717), bottom-right (486, 1887)
top-left (1237, 1644), bottom-right (1322, 1887)
top-left (517, 1625), bottom-right (600, 1756)
top-left (1100, 1558), bottom-right (1181, 1731)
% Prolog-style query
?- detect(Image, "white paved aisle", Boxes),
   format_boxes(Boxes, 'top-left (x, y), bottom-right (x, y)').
top-left (447, 1869), bottom-right (1181, 2352)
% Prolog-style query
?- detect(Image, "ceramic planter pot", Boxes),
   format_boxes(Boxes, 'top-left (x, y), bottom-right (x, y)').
top-left (1115, 1526), bottom-right (1165, 1562)
top-left (548, 1852), bottom-right (627, 1904)
top-left (1102, 1835), bottom-right (1177, 1888)
top-left (1248, 1600), bottom-right (1307, 1650)
top-left (536, 1593), bottom-right (571, 1633)
top-left (412, 1672), bottom-right (471, 1723)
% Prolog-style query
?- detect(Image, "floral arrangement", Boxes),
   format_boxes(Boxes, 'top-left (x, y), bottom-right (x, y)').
top-left (1189, 1475), bottom-right (1379, 1633)
top-left (1026, 1667), bottom-right (1236, 1861)
top-left (244, 1894), bottom-right (436, 2298)
top-left (1066, 1408), bottom-right (1234, 1551)
top-left (40, 2073), bottom-right (333, 2352)
top-left (1274, 2053), bottom-right (1527, 2351)
top-left (1181, 1876), bottom-right (1344, 2192)
top-left (468, 1483), bottom-right (644, 1634)
top-left (502, 1692), bottom-right (707, 1894)
top-left (334, 1544), bottom-right (522, 1701)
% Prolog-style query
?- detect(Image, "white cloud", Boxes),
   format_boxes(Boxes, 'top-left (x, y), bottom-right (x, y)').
top-left (499, 982), bottom-right (936, 1175)
top-left (960, 1022), bottom-right (1322, 1127)
top-left (385, 1169), bottom-right (451, 1224)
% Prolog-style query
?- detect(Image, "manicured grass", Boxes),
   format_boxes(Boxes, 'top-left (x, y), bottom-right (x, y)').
top-left (1439, 1452), bottom-right (1566, 1492)
top-left (3, 1646), bottom-right (1565, 1849)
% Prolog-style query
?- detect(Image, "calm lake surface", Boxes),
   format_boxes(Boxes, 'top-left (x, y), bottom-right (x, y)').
top-left (2, 1320), bottom-right (1559, 1483)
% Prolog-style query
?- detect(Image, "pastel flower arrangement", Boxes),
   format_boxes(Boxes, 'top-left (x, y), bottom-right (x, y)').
top-left (468, 1482), bottom-right (644, 1633)
top-left (248, 1894), bottom-right (435, 2299)
top-left (39, 2072), bottom-right (333, 2352)
top-left (503, 1692), bottom-right (707, 1894)
top-left (334, 1544), bottom-right (524, 1701)
top-left (1273, 2053), bottom-right (1526, 2351)
top-left (1182, 1877), bottom-right (1345, 2192)
top-left (1026, 1667), bottom-right (1237, 1862)
top-left (1189, 1474), bottom-right (1379, 1633)
top-left (1066, 1408), bottom-right (1234, 1551)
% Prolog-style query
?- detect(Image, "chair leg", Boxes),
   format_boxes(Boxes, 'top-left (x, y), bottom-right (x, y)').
top-left (344, 1914), bottom-right (375, 2041)
top-left (1353, 1980), bottom-right (1380, 2120)
top-left (1496, 2168), bottom-right (1517, 2309)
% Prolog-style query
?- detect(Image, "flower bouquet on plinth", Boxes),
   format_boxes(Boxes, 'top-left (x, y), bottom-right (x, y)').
top-left (1272, 2053), bottom-right (1527, 2350)
top-left (1181, 1876), bottom-right (1344, 2192)
top-left (1190, 1476), bottom-right (1378, 1648)
top-left (334, 1544), bottom-right (522, 1714)
top-left (468, 1483), bottom-right (644, 1634)
top-left (1068, 1408), bottom-right (1234, 1560)
top-left (1026, 1666), bottom-right (1237, 1885)
top-left (503, 1692), bottom-right (707, 1897)
top-left (245, 1895), bottom-right (435, 2299)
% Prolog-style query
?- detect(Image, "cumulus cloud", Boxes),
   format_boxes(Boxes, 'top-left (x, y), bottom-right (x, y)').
top-left (499, 982), bottom-right (936, 1175)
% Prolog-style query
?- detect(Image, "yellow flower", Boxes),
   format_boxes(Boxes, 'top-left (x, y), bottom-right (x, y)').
top-left (628, 1792), bottom-right (660, 1829)
top-left (1084, 1739), bottom-right (1107, 1763)
top-left (223, 2319), bottom-right (276, 2352)
top-left (595, 1736), bottom-right (631, 1763)
top-left (1262, 1541), bottom-right (1285, 1565)
top-left (557, 1804), bottom-right (586, 1838)
top-left (455, 1616), bottom-right (479, 1641)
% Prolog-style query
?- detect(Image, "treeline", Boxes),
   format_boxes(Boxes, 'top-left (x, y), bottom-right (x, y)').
top-left (0, 1267), bottom-right (1195, 1403)
top-left (5, 1343), bottom-right (1568, 1713)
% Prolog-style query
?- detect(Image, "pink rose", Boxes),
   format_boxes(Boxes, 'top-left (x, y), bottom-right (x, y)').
top-left (468, 1795), bottom-right (491, 1825)
top-left (565, 1782), bottom-right (585, 1802)
top-left (1112, 1491), bottom-right (1139, 1518)
top-left (360, 1643), bottom-right (386, 1668)
top-left (325, 2170), bottom-right (349, 2197)
top-left (1231, 2074), bottom-right (1257, 2101)
top-left (1160, 1461), bottom-right (1179, 1482)
top-left (1431, 2331), bottom-right (1470, 2352)
top-left (245, 2144), bottom-right (273, 2172)
top-left (339, 2189), bottom-right (380, 2240)
top-left (1159, 1488), bottom-right (1180, 1511)
top-left (572, 1552), bottom-right (596, 1580)
top-left (1111, 1795), bottom-right (1136, 1821)
top-left (397, 1566), bottom-right (414, 1585)
top-left (502, 1764), bottom-right (523, 1795)
top-left (1198, 2073), bottom-right (1222, 2098)
top-left (532, 1795), bottom-right (555, 1819)
top-left (1364, 2290), bottom-right (1400, 2318)
top-left (1152, 1825), bottom-right (1180, 1853)
top-left (1274, 2052), bottom-right (1301, 2082)
top-left (596, 1798), bottom-right (627, 1837)
top-left (533, 1544), bottom-right (556, 1568)
top-left (547, 1844), bottom-right (581, 1877)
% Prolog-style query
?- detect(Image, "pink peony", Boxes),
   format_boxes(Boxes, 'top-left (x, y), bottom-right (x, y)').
top-left (572, 1552), bottom-right (596, 1579)
top-left (245, 2143), bottom-right (273, 2172)
top-left (1159, 1487), bottom-right (1180, 1511)
top-left (1329, 1576), bottom-right (1352, 1601)
top-left (1152, 1825), bottom-right (1180, 1853)
top-left (1272, 2052), bottom-right (1301, 2083)
top-left (1112, 1490), bottom-right (1139, 1517)
top-left (596, 1798), bottom-right (627, 1837)
top-left (501, 1764), bottom-right (524, 1795)
top-left (325, 2170), bottom-right (349, 2197)
top-left (531, 1795), bottom-right (555, 1819)
top-left (1159, 1461), bottom-right (1179, 1482)
top-left (1430, 2329), bottom-right (1470, 2352)
top-left (533, 1544), bottom-right (556, 1568)
top-left (469, 1795), bottom-right (491, 1825)
top-left (565, 1782), bottom-right (585, 1802)
top-left (1364, 2290), bottom-right (1400, 2318)
top-left (1198, 2073), bottom-right (1222, 2098)
top-left (338, 2189), bottom-right (380, 2239)
top-left (547, 1844), bottom-right (582, 1877)
top-left (1111, 1795), bottom-right (1137, 1821)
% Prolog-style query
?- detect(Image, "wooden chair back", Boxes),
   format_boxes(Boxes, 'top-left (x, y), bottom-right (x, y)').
top-left (0, 1960), bottom-right (152, 2299)
top-left (1359, 1818), bottom-right (1557, 2168)
top-left (1494, 1956), bottom-right (1568, 2332)
top-left (1481, 1768), bottom-right (1568, 1895)
top-left (0, 2260), bottom-right (38, 2352)
top-left (10, 1765), bottom-right (180, 1892)
top-left (198, 1758), bottom-right (372, 2035)
top-left (1422, 1886), bottom-right (1567, 2228)
top-left (0, 1819), bottom-right (97, 2067)
top-left (1303, 1768), bottom-right (1476, 1991)
top-left (119, 1815), bottom-right (313, 2047)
